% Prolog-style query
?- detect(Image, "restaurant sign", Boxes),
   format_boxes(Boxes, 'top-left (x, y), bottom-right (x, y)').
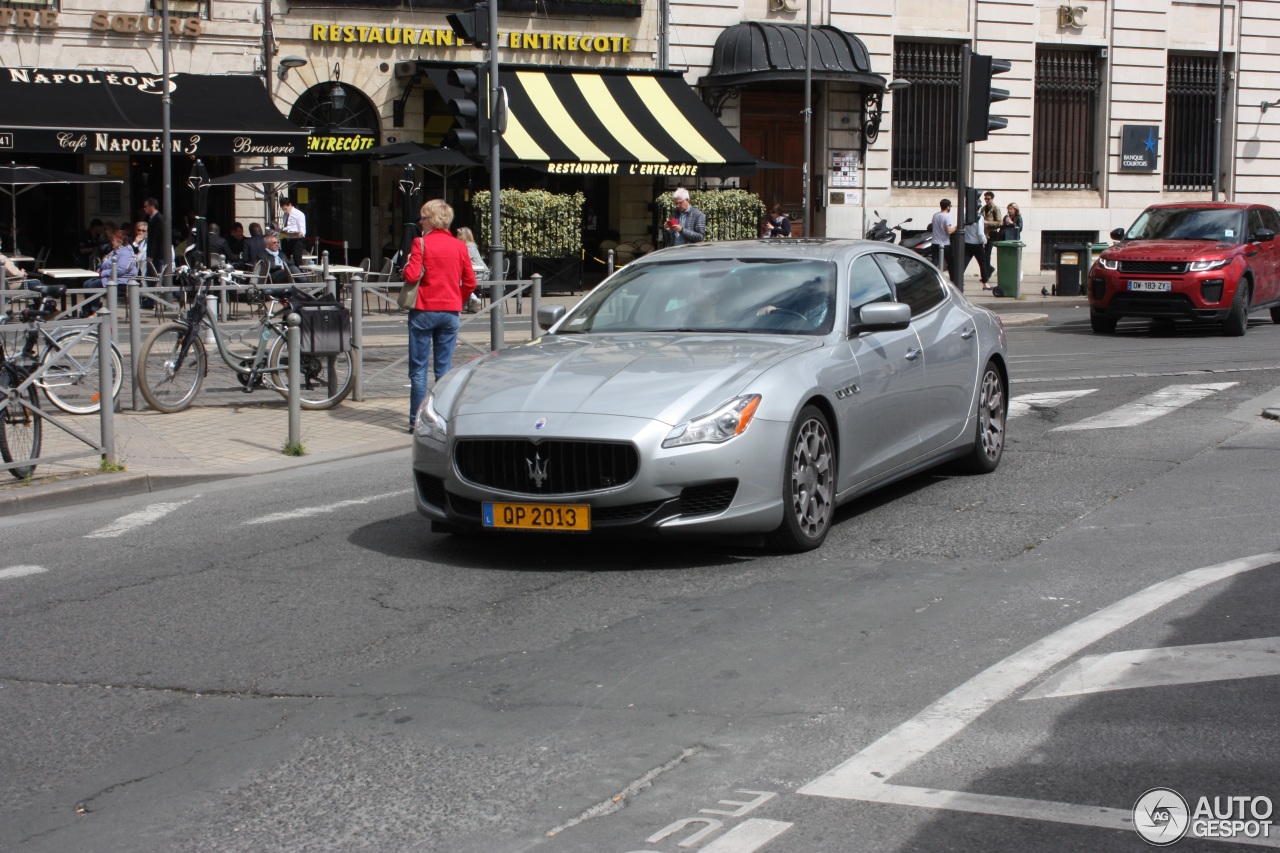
top-left (310, 24), bottom-right (634, 53)
top-left (306, 134), bottom-right (378, 153)
top-left (44, 131), bottom-right (299, 157)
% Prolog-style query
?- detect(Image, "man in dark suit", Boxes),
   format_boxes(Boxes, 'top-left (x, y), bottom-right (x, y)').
top-left (205, 223), bottom-right (233, 266)
top-left (142, 197), bottom-right (165, 274)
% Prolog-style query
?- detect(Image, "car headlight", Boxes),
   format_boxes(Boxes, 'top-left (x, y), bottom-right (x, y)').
top-left (1189, 258), bottom-right (1230, 271)
top-left (414, 393), bottom-right (448, 441)
top-left (1097, 256), bottom-right (1119, 270)
top-left (662, 394), bottom-right (761, 448)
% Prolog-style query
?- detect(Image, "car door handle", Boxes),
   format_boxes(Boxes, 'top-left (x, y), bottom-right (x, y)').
top-left (960, 327), bottom-right (976, 339)
top-left (905, 348), bottom-right (922, 361)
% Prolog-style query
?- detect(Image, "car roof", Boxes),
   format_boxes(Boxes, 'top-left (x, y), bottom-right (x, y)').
top-left (1143, 201), bottom-right (1263, 211)
top-left (636, 238), bottom-right (912, 264)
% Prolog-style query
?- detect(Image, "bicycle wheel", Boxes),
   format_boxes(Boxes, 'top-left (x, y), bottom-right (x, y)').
top-left (266, 334), bottom-right (353, 410)
top-left (1, 366), bottom-right (41, 480)
top-left (40, 331), bottom-right (125, 415)
top-left (138, 322), bottom-right (207, 414)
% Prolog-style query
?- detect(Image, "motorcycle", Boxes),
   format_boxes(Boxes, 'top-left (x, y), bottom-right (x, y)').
top-left (865, 211), bottom-right (933, 257)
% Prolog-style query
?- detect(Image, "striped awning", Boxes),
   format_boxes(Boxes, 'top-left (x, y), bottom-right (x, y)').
top-left (497, 68), bottom-right (757, 177)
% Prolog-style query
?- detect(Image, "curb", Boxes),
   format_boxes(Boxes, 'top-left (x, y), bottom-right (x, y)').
top-left (0, 435), bottom-right (413, 517)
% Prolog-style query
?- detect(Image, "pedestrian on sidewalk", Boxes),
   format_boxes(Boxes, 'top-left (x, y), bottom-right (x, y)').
top-left (1000, 203), bottom-right (1024, 241)
top-left (404, 199), bottom-right (477, 432)
top-left (962, 217), bottom-right (994, 290)
top-left (980, 191), bottom-right (1001, 275)
top-left (930, 198), bottom-right (956, 272)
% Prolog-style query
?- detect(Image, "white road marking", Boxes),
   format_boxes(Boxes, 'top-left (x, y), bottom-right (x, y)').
top-left (85, 499), bottom-right (195, 539)
top-left (1022, 636), bottom-right (1280, 700)
top-left (1008, 389), bottom-right (1096, 419)
top-left (699, 819), bottom-right (793, 852)
top-left (0, 565), bottom-right (49, 580)
top-left (1052, 381), bottom-right (1237, 431)
top-left (799, 551), bottom-right (1280, 847)
top-left (244, 489), bottom-right (411, 525)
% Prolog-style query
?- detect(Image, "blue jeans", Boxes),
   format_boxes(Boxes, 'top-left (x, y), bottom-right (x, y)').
top-left (408, 309), bottom-right (460, 424)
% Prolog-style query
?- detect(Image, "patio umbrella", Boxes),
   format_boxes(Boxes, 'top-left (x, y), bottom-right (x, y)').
top-left (396, 163), bottom-right (422, 274)
top-left (206, 166), bottom-right (351, 229)
top-left (187, 159), bottom-right (211, 263)
top-left (363, 141), bottom-right (432, 159)
top-left (384, 148), bottom-right (478, 197)
top-left (0, 162), bottom-right (123, 256)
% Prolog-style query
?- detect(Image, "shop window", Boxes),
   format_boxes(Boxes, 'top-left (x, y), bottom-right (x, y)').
top-left (149, 0), bottom-right (209, 18)
top-left (892, 41), bottom-right (962, 188)
top-left (1033, 48), bottom-right (1101, 190)
top-left (1164, 54), bottom-right (1222, 192)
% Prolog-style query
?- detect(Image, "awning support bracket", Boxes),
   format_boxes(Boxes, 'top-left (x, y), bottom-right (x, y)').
top-left (393, 71), bottom-right (422, 128)
top-left (702, 85), bottom-right (740, 118)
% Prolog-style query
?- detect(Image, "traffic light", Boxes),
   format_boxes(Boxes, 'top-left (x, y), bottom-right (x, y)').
top-left (964, 187), bottom-right (980, 225)
top-left (445, 3), bottom-right (490, 47)
top-left (967, 53), bottom-right (1011, 142)
top-left (444, 64), bottom-right (489, 156)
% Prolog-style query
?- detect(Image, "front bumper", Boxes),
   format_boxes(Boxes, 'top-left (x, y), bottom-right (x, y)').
top-left (411, 411), bottom-right (790, 537)
top-left (1088, 268), bottom-right (1237, 322)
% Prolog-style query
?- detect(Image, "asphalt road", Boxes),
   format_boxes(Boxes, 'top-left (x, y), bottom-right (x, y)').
top-left (2, 312), bottom-right (1279, 852)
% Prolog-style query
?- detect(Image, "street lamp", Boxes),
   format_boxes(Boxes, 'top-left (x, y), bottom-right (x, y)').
top-left (277, 56), bottom-right (307, 82)
top-left (329, 63), bottom-right (347, 115)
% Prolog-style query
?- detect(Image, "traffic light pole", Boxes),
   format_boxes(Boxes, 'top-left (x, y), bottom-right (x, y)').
top-left (951, 46), bottom-right (972, 290)
top-left (486, 0), bottom-right (503, 297)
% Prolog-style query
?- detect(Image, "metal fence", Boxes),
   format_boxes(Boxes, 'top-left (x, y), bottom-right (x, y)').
top-left (892, 41), bottom-right (963, 188)
top-left (1033, 48), bottom-right (1101, 190)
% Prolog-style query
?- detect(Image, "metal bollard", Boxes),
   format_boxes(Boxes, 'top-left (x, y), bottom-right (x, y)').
top-left (513, 249), bottom-right (523, 315)
top-left (128, 278), bottom-right (142, 411)
top-left (105, 271), bottom-right (119, 346)
top-left (489, 279), bottom-right (504, 352)
top-left (203, 293), bottom-right (218, 347)
top-left (97, 313), bottom-right (117, 463)
top-left (351, 276), bottom-right (364, 401)
top-left (530, 273), bottom-right (541, 339)
top-left (321, 250), bottom-right (334, 300)
top-left (107, 255), bottom-right (118, 341)
top-left (607, 248), bottom-right (615, 276)
top-left (286, 313), bottom-right (301, 448)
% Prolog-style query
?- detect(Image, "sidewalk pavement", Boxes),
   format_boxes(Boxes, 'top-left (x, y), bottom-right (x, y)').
top-left (0, 274), bottom-right (1084, 516)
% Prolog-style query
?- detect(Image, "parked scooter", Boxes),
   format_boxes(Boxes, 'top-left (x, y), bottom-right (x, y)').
top-left (865, 211), bottom-right (933, 257)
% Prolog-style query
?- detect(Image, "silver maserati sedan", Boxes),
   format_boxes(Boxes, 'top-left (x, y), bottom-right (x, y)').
top-left (412, 238), bottom-right (1008, 551)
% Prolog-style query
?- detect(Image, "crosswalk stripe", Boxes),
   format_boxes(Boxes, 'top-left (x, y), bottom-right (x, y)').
top-left (1008, 389), bottom-right (1096, 419)
top-left (85, 499), bottom-right (195, 539)
top-left (1052, 382), bottom-right (1237, 431)
top-left (0, 565), bottom-right (49, 580)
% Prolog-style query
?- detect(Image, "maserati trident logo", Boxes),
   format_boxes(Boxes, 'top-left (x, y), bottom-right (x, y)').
top-left (527, 450), bottom-right (550, 488)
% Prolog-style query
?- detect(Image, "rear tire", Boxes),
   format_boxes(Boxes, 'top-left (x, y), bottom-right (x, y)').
top-left (1, 368), bottom-right (42, 480)
top-left (958, 362), bottom-right (1007, 474)
top-left (1223, 282), bottom-right (1249, 337)
top-left (1090, 314), bottom-right (1117, 334)
top-left (41, 331), bottom-right (124, 415)
top-left (138, 322), bottom-right (207, 413)
top-left (769, 405), bottom-right (835, 553)
top-left (1270, 305), bottom-right (1280, 324)
top-left (266, 335), bottom-right (353, 410)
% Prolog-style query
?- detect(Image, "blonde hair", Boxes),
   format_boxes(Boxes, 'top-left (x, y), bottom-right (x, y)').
top-left (420, 199), bottom-right (454, 231)
top-left (455, 226), bottom-right (476, 245)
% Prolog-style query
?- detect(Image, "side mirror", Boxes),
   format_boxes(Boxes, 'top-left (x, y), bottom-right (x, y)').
top-left (902, 217), bottom-right (913, 224)
top-left (1251, 229), bottom-right (1276, 243)
top-left (851, 301), bottom-right (911, 333)
top-left (1110, 227), bottom-right (1127, 241)
top-left (537, 304), bottom-right (566, 331)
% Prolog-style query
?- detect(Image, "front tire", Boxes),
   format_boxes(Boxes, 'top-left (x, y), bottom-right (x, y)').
top-left (138, 323), bottom-right (207, 413)
top-left (41, 332), bottom-right (124, 415)
top-left (769, 405), bottom-right (835, 553)
top-left (1090, 314), bottom-right (1117, 334)
top-left (958, 361), bottom-right (1007, 474)
top-left (1, 368), bottom-right (42, 479)
top-left (1269, 305), bottom-right (1280, 324)
top-left (1223, 281), bottom-right (1250, 337)
top-left (266, 335), bottom-right (353, 410)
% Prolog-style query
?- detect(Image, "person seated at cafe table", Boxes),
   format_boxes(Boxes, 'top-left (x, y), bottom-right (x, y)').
top-left (252, 233), bottom-right (302, 284)
top-left (78, 218), bottom-right (108, 269)
top-left (78, 228), bottom-right (138, 315)
top-left (205, 222), bottom-right (233, 266)
top-left (224, 222), bottom-right (246, 264)
top-left (1, 251), bottom-right (26, 286)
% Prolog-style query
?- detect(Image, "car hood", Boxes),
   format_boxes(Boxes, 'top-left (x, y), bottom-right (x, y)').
top-left (1104, 239), bottom-right (1238, 260)
top-left (441, 333), bottom-right (823, 425)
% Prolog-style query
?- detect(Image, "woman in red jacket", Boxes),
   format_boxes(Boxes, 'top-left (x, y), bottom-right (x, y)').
top-left (403, 199), bottom-right (477, 431)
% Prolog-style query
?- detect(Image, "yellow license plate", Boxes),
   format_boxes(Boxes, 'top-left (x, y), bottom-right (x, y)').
top-left (483, 502), bottom-right (591, 531)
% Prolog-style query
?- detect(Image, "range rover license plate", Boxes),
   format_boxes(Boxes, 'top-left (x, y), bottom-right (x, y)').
top-left (483, 502), bottom-right (591, 531)
top-left (1128, 280), bottom-right (1172, 292)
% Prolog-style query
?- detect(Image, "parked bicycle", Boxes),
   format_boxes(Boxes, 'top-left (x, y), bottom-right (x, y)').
top-left (136, 266), bottom-right (353, 413)
top-left (1, 301), bottom-right (124, 417)
top-left (1, 286), bottom-right (57, 478)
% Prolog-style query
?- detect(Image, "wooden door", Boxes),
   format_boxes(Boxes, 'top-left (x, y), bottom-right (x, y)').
top-left (740, 90), bottom-right (806, 223)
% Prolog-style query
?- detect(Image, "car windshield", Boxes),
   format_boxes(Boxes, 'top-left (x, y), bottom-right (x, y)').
top-left (1126, 208), bottom-right (1245, 243)
top-left (555, 257), bottom-right (838, 336)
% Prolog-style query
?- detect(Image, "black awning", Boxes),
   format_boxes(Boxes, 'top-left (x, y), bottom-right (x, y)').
top-left (0, 68), bottom-right (309, 157)
top-left (416, 63), bottom-right (758, 177)
top-left (700, 23), bottom-right (885, 90)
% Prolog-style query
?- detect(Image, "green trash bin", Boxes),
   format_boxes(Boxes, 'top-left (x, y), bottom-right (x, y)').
top-left (991, 240), bottom-right (1025, 298)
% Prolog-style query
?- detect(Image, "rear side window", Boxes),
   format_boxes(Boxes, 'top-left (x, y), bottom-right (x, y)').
top-left (1248, 208), bottom-right (1267, 240)
top-left (848, 255), bottom-right (894, 316)
top-left (1263, 208), bottom-right (1280, 233)
top-left (872, 252), bottom-right (945, 317)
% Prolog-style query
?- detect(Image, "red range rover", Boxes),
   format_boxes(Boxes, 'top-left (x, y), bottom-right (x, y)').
top-left (1088, 202), bottom-right (1280, 336)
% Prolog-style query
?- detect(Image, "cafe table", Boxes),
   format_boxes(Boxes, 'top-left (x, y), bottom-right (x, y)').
top-left (37, 267), bottom-right (99, 313)
top-left (301, 263), bottom-right (364, 300)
